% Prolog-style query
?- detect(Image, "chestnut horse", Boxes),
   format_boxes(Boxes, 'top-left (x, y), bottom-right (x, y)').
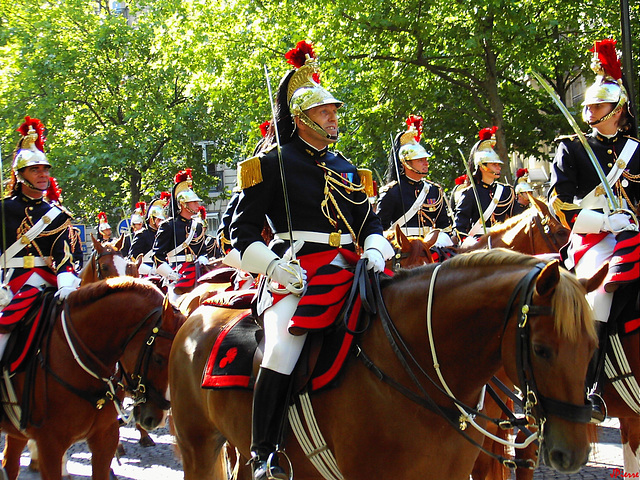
top-left (79, 235), bottom-right (140, 285)
top-left (0, 277), bottom-right (183, 480)
top-left (170, 249), bottom-right (602, 480)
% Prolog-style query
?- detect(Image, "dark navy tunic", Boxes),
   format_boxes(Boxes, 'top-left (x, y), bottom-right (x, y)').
top-left (152, 215), bottom-right (206, 267)
top-left (453, 180), bottom-right (515, 235)
top-left (230, 136), bottom-right (382, 257)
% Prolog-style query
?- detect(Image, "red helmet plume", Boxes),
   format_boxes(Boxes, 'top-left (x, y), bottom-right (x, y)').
top-left (45, 177), bottom-right (62, 203)
top-left (174, 168), bottom-right (193, 184)
top-left (405, 115), bottom-right (423, 142)
top-left (478, 126), bottom-right (498, 141)
top-left (590, 39), bottom-right (622, 81)
top-left (17, 116), bottom-right (46, 152)
top-left (160, 191), bottom-right (171, 202)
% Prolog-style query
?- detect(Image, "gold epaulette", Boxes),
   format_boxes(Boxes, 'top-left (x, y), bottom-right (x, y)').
top-left (357, 168), bottom-right (375, 197)
top-left (554, 133), bottom-right (580, 142)
top-left (237, 156), bottom-right (263, 190)
top-left (378, 181), bottom-right (397, 194)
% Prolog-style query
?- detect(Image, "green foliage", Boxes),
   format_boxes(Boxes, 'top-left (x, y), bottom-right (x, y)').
top-left (0, 0), bottom-right (633, 222)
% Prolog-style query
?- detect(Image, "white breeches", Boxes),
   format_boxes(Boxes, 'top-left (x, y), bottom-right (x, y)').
top-left (573, 233), bottom-right (616, 323)
top-left (261, 294), bottom-right (307, 375)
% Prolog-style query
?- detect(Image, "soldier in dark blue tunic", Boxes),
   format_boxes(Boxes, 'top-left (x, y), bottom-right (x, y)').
top-left (454, 127), bottom-right (515, 240)
top-left (152, 170), bottom-right (208, 299)
top-left (0, 117), bottom-right (79, 358)
top-left (130, 192), bottom-right (170, 275)
top-left (229, 42), bottom-right (392, 480)
top-left (547, 39), bottom-right (639, 422)
top-left (377, 115), bottom-right (453, 246)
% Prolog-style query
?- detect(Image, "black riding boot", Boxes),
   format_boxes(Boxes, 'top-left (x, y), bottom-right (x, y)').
top-left (250, 367), bottom-right (291, 480)
top-left (587, 321), bottom-right (609, 424)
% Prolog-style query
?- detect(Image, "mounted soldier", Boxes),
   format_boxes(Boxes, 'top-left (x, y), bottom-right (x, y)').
top-left (0, 116), bottom-right (79, 361)
top-left (512, 168), bottom-right (534, 216)
top-left (548, 39), bottom-right (640, 422)
top-left (96, 212), bottom-right (113, 244)
top-left (453, 126), bottom-right (515, 243)
top-left (119, 201), bottom-right (146, 257)
top-left (229, 41), bottom-right (392, 480)
top-left (152, 170), bottom-right (208, 300)
top-left (130, 192), bottom-right (170, 276)
top-left (376, 114), bottom-right (454, 247)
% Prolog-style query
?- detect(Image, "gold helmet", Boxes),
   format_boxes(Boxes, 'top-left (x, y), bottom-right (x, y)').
top-left (397, 115), bottom-right (431, 174)
top-left (147, 192), bottom-right (170, 224)
top-left (582, 39), bottom-right (629, 126)
top-left (173, 168), bottom-right (202, 212)
top-left (131, 201), bottom-right (146, 225)
top-left (285, 41), bottom-right (343, 141)
top-left (97, 212), bottom-right (111, 232)
top-left (13, 116), bottom-right (51, 172)
top-left (515, 169), bottom-right (534, 194)
top-left (472, 126), bottom-right (502, 170)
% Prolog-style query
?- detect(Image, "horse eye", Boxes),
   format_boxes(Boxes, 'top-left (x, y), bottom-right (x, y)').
top-left (533, 344), bottom-right (552, 360)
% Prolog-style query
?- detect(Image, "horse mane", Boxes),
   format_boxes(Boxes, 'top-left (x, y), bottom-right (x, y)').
top-left (485, 208), bottom-right (534, 236)
top-left (67, 277), bottom-right (162, 307)
top-left (390, 248), bottom-right (596, 343)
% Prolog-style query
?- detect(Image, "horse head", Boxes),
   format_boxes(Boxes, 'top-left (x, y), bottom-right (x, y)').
top-left (387, 224), bottom-right (436, 270)
top-left (529, 195), bottom-right (570, 252)
top-left (79, 235), bottom-right (137, 285)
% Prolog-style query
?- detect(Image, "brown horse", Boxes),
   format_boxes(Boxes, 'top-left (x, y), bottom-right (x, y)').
top-left (0, 277), bottom-right (183, 480)
top-left (79, 235), bottom-right (140, 285)
top-left (459, 196), bottom-right (570, 255)
top-left (170, 249), bottom-right (603, 480)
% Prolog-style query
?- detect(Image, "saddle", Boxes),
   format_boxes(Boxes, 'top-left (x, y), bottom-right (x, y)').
top-left (202, 260), bottom-right (378, 394)
top-left (0, 286), bottom-right (58, 373)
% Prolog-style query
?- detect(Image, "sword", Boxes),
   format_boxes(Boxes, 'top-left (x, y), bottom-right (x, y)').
top-left (458, 149), bottom-right (487, 235)
top-left (530, 70), bottom-right (619, 211)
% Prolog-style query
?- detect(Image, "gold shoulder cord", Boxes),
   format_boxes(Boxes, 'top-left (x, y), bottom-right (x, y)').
top-left (317, 164), bottom-right (368, 243)
top-left (621, 171), bottom-right (640, 211)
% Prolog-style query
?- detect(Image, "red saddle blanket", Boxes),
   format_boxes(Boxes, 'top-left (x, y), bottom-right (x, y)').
top-left (0, 286), bottom-right (57, 373)
top-left (201, 287), bottom-right (364, 393)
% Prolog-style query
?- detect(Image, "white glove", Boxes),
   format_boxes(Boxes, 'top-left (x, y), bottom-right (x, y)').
top-left (266, 259), bottom-right (307, 296)
top-left (0, 284), bottom-right (13, 308)
top-left (361, 248), bottom-right (385, 273)
top-left (138, 263), bottom-right (155, 276)
top-left (55, 271), bottom-right (79, 301)
top-left (603, 213), bottom-right (638, 234)
top-left (156, 262), bottom-right (180, 282)
top-left (196, 255), bottom-right (209, 266)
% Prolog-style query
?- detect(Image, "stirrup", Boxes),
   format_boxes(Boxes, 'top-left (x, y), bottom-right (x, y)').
top-left (257, 450), bottom-right (292, 480)
top-left (588, 392), bottom-right (607, 424)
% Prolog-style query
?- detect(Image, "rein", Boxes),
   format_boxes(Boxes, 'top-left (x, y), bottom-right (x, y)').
top-left (118, 305), bottom-right (174, 412)
top-left (356, 260), bottom-right (591, 469)
top-left (46, 300), bottom-right (166, 418)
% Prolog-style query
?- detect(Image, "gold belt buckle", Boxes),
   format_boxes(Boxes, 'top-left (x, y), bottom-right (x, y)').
top-left (184, 253), bottom-right (194, 263)
top-left (23, 255), bottom-right (35, 269)
top-left (329, 231), bottom-right (342, 248)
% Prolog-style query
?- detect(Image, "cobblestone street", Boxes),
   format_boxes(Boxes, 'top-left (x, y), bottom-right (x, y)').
top-left (0, 417), bottom-right (626, 479)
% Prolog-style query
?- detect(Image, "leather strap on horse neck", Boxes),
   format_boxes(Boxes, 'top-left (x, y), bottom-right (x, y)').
top-left (510, 263), bottom-right (593, 425)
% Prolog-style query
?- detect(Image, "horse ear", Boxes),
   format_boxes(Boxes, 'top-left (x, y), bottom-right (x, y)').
top-left (90, 234), bottom-right (101, 250)
top-left (423, 229), bottom-right (439, 249)
top-left (114, 234), bottom-right (125, 251)
top-left (579, 262), bottom-right (608, 294)
top-left (395, 224), bottom-right (410, 252)
top-left (135, 254), bottom-right (143, 269)
top-left (162, 295), bottom-right (174, 322)
top-left (535, 259), bottom-right (560, 297)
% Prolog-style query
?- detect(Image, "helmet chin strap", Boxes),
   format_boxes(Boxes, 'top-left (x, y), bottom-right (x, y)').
top-left (182, 203), bottom-right (199, 216)
top-left (401, 160), bottom-right (426, 176)
top-left (585, 100), bottom-right (624, 127)
top-left (17, 173), bottom-right (49, 192)
top-left (299, 112), bottom-right (338, 142)
top-left (480, 164), bottom-right (501, 178)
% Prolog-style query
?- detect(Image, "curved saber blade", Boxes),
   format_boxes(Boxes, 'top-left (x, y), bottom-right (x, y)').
top-left (530, 70), bottom-right (619, 210)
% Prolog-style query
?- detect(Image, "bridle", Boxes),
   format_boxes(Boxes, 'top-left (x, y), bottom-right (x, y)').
top-left (93, 247), bottom-right (124, 280)
top-left (118, 304), bottom-right (175, 411)
top-left (355, 260), bottom-right (592, 469)
top-left (46, 301), bottom-right (173, 419)
top-left (529, 207), bottom-right (569, 254)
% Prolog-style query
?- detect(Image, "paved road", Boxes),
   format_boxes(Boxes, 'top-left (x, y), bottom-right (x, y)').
top-left (0, 418), bottom-right (627, 479)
